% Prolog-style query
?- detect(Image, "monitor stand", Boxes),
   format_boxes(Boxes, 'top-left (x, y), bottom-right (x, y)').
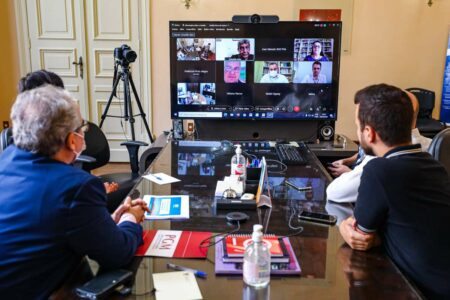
top-left (194, 119), bottom-right (319, 141)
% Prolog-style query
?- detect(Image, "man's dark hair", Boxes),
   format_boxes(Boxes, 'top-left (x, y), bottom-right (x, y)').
top-left (313, 61), bottom-right (322, 67)
top-left (354, 84), bottom-right (413, 146)
top-left (18, 70), bottom-right (64, 93)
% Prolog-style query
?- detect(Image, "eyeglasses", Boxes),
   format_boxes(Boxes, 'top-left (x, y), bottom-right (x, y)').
top-left (225, 66), bottom-right (241, 72)
top-left (74, 119), bottom-right (89, 133)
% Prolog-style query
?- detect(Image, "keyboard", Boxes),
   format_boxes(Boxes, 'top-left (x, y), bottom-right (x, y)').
top-left (275, 144), bottom-right (307, 165)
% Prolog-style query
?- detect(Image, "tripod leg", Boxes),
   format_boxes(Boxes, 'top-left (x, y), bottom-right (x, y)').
top-left (99, 71), bottom-right (122, 128)
top-left (128, 73), bottom-right (154, 143)
top-left (123, 72), bottom-right (136, 141)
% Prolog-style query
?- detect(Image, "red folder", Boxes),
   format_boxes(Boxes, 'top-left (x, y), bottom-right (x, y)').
top-left (135, 230), bottom-right (210, 258)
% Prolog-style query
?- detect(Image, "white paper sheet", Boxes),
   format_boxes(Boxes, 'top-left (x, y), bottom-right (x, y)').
top-left (143, 173), bottom-right (180, 185)
top-left (153, 271), bottom-right (203, 300)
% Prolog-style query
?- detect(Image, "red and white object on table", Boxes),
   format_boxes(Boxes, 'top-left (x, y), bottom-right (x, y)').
top-left (135, 230), bottom-right (210, 258)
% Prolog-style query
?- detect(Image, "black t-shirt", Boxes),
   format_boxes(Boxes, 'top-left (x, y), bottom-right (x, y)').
top-left (354, 144), bottom-right (450, 299)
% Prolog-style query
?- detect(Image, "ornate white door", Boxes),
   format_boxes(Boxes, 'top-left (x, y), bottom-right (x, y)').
top-left (26, 0), bottom-right (89, 117)
top-left (23, 0), bottom-right (148, 161)
top-left (84, 0), bottom-right (146, 161)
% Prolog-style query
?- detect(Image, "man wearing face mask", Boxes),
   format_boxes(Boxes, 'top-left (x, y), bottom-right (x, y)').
top-left (260, 62), bottom-right (289, 83)
top-left (0, 86), bottom-right (148, 299)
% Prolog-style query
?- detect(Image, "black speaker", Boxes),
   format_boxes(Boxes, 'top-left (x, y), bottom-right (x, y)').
top-left (232, 14), bottom-right (279, 24)
top-left (172, 119), bottom-right (184, 140)
top-left (318, 121), bottom-right (335, 141)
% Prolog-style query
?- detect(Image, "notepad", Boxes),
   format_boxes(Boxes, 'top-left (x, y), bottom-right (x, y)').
top-left (223, 234), bottom-right (289, 263)
top-left (152, 271), bottom-right (203, 300)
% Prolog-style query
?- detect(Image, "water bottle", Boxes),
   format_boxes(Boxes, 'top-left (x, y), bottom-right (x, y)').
top-left (231, 144), bottom-right (246, 181)
top-left (243, 224), bottom-right (271, 287)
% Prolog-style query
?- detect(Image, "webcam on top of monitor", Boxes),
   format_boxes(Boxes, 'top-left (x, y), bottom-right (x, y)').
top-left (232, 14), bottom-right (279, 24)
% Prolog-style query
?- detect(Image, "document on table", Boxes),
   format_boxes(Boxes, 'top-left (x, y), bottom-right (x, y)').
top-left (143, 172), bottom-right (180, 185)
top-left (153, 271), bottom-right (203, 300)
top-left (143, 195), bottom-right (189, 219)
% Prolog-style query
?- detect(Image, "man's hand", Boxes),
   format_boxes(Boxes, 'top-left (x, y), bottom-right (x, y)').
top-left (111, 197), bottom-right (132, 223)
top-left (111, 197), bottom-right (150, 224)
top-left (104, 182), bottom-right (119, 194)
top-left (126, 205), bottom-right (146, 224)
top-left (328, 162), bottom-right (352, 177)
top-left (339, 217), bottom-right (378, 251)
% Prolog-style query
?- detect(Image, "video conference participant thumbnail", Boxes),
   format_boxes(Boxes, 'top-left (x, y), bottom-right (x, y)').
top-left (276, 84), bottom-right (333, 114)
top-left (293, 61), bottom-right (332, 84)
top-left (174, 61), bottom-right (216, 83)
top-left (255, 61), bottom-right (290, 84)
top-left (177, 83), bottom-right (216, 105)
top-left (176, 38), bottom-right (216, 61)
top-left (224, 60), bottom-right (246, 83)
top-left (216, 38), bottom-right (255, 61)
top-left (294, 38), bottom-right (334, 62)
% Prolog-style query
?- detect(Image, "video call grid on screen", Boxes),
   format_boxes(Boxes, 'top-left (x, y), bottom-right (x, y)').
top-left (170, 21), bottom-right (342, 120)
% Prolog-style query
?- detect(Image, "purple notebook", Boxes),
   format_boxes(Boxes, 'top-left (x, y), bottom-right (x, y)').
top-left (215, 237), bottom-right (301, 275)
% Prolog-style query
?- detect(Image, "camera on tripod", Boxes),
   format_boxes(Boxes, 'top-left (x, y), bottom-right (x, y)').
top-left (114, 44), bottom-right (137, 66)
top-left (100, 43), bottom-right (154, 143)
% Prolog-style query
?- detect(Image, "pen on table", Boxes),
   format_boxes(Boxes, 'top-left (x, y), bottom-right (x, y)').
top-left (166, 263), bottom-right (207, 278)
top-left (285, 180), bottom-right (313, 192)
top-left (150, 174), bottom-right (163, 181)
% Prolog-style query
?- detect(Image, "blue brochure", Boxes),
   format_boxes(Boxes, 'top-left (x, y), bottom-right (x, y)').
top-left (143, 195), bottom-right (190, 219)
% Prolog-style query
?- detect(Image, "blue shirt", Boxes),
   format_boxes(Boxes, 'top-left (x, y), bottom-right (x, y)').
top-left (0, 146), bottom-right (143, 299)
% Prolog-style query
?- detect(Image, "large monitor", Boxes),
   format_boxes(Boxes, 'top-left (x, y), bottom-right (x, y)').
top-left (170, 21), bottom-right (341, 124)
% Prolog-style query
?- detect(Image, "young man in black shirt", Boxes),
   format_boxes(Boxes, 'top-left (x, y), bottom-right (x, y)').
top-left (339, 84), bottom-right (450, 299)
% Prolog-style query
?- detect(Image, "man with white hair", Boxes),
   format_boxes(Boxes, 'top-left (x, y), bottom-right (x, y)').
top-left (0, 86), bottom-right (148, 298)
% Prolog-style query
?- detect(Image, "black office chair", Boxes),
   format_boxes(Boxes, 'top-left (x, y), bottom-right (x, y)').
top-left (0, 127), bottom-right (13, 154)
top-left (406, 88), bottom-right (446, 138)
top-left (427, 128), bottom-right (450, 177)
top-left (81, 122), bottom-right (149, 212)
top-left (139, 145), bottom-right (163, 175)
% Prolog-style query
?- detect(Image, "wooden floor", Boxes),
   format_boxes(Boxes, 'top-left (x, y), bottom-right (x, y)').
top-left (91, 163), bottom-right (130, 176)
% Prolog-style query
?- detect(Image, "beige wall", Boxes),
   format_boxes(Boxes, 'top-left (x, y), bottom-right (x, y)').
top-left (151, 0), bottom-right (450, 140)
top-left (0, 0), bottom-right (20, 125)
top-left (2, 1), bottom-right (449, 140)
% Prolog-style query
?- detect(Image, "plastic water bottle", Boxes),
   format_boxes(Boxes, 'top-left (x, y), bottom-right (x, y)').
top-left (243, 224), bottom-right (271, 287)
top-left (231, 144), bottom-right (246, 181)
